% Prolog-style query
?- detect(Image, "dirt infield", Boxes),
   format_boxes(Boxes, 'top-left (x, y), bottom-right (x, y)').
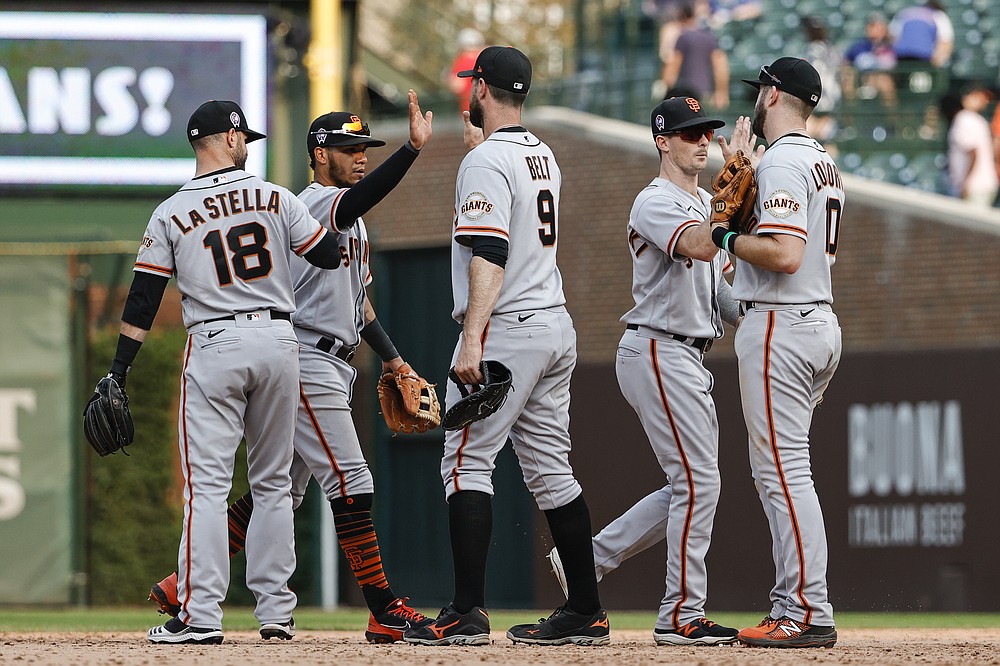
top-left (3, 629), bottom-right (1000, 665)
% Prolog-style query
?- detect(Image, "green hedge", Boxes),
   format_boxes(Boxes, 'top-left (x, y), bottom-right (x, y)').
top-left (86, 328), bottom-right (254, 605)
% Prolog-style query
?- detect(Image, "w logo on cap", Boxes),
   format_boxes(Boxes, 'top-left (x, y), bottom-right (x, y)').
top-left (230, 111), bottom-right (241, 127)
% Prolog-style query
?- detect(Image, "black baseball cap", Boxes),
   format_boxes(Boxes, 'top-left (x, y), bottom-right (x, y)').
top-left (651, 96), bottom-right (725, 136)
top-left (457, 45), bottom-right (531, 94)
top-left (187, 100), bottom-right (265, 143)
top-left (742, 56), bottom-right (822, 106)
top-left (307, 112), bottom-right (386, 153)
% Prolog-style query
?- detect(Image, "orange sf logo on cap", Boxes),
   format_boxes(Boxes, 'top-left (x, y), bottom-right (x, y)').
top-left (686, 98), bottom-right (701, 112)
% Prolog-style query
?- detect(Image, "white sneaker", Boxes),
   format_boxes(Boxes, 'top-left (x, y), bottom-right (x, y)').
top-left (547, 547), bottom-right (569, 599)
top-left (260, 618), bottom-right (295, 640)
top-left (147, 617), bottom-right (223, 644)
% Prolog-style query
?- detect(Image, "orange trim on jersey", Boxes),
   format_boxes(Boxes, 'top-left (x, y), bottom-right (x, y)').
top-left (454, 225), bottom-right (510, 238)
top-left (179, 337), bottom-right (195, 621)
top-left (329, 189), bottom-right (348, 231)
top-left (650, 338), bottom-right (697, 630)
top-left (450, 322), bottom-right (491, 491)
top-left (667, 220), bottom-right (699, 254)
top-left (294, 227), bottom-right (327, 256)
top-left (756, 223), bottom-right (806, 237)
top-left (135, 261), bottom-right (173, 276)
top-left (299, 383), bottom-right (348, 496)
top-left (762, 311), bottom-right (812, 623)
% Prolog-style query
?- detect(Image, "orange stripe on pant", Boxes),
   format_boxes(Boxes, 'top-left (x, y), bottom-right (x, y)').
top-left (650, 339), bottom-right (697, 630)
top-left (450, 322), bottom-right (491, 492)
top-left (762, 311), bottom-right (812, 623)
top-left (300, 384), bottom-right (348, 496)
top-left (179, 337), bottom-right (195, 621)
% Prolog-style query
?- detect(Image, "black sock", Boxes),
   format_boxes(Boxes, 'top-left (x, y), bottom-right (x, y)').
top-left (544, 493), bottom-right (601, 615)
top-left (330, 494), bottom-right (396, 614)
top-left (448, 490), bottom-right (492, 614)
top-left (227, 492), bottom-right (253, 557)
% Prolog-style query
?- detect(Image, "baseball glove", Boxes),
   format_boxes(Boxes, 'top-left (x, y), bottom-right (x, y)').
top-left (82, 374), bottom-right (135, 456)
top-left (711, 150), bottom-right (758, 232)
top-left (442, 360), bottom-right (514, 432)
top-left (378, 363), bottom-right (442, 434)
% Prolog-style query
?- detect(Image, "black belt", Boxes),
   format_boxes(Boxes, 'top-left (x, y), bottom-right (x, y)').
top-left (203, 310), bottom-right (290, 324)
top-left (625, 323), bottom-right (712, 352)
top-left (317, 336), bottom-right (357, 362)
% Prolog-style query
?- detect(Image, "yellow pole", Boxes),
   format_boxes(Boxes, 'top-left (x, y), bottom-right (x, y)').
top-left (307, 0), bottom-right (343, 122)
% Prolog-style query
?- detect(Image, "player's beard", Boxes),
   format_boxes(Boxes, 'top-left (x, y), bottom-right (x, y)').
top-left (469, 93), bottom-right (484, 129)
top-left (751, 92), bottom-right (767, 138)
top-left (233, 140), bottom-right (248, 170)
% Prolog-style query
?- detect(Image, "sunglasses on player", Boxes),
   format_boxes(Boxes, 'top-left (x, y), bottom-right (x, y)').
top-left (310, 119), bottom-right (371, 138)
top-left (665, 127), bottom-right (715, 143)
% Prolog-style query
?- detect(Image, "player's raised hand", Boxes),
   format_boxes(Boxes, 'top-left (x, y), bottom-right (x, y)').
top-left (463, 110), bottom-right (485, 151)
top-left (718, 116), bottom-right (763, 166)
top-left (408, 89), bottom-right (433, 150)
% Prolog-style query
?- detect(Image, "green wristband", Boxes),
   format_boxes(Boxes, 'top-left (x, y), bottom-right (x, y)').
top-left (723, 231), bottom-right (738, 253)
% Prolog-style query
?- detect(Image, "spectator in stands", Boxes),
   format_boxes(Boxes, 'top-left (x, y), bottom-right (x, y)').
top-left (655, 0), bottom-right (698, 99)
top-left (706, 0), bottom-right (762, 30)
top-left (841, 12), bottom-right (897, 107)
top-left (890, 1), bottom-right (954, 68)
top-left (802, 16), bottom-right (842, 143)
top-left (447, 28), bottom-right (485, 114)
top-left (660, 1), bottom-right (730, 109)
top-left (947, 84), bottom-right (998, 208)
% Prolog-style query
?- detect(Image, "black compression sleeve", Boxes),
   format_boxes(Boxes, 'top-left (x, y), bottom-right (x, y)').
top-left (303, 233), bottom-right (342, 269)
top-left (121, 271), bottom-right (169, 330)
top-left (470, 235), bottom-right (509, 268)
top-left (334, 142), bottom-right (419, 231)
top-left (360, 317), bottom-right (399, 362)
top-left (111, 334), bottom-right (142, 380)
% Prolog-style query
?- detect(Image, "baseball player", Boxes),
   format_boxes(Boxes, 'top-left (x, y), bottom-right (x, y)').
top-left (714, 57), bottom-right (844, 648)
top-left (148, 92), bottom-right (436, 643)
top-left (403, 46), bottom-right (609, 647)
top-left (107, 100), bottom-right (346, 644)
top-left (589, 96), bottom-right (742, 645)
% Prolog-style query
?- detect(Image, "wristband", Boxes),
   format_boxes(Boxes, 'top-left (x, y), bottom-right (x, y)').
top-left (404, 140), bottom-right (420, 154)
top-left (711, 226), bottom-right (738, 254)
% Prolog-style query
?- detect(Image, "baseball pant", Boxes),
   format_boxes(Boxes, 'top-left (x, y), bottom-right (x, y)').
top-left (735, 303), bottom-right (841, 627)
top-left (176, 316), bottom-right (299, 628)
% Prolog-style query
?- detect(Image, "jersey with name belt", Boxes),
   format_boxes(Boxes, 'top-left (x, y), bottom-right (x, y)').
top-left (290, 183), bottom-right (371, 347)
top-left (623, 177), bottom-right (732, 339)
top-left (134, 168), bottom-right (327, 327)
top-left (451, 126), bottom-right (565, 321)
top-left (732, 133), bottom-right (844, 305)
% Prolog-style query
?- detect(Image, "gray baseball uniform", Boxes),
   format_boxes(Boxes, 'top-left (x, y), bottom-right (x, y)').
top-left (443, 126), bottom-right (580, 511)
top-left (135, 167), bottom-right (328, 628)
top-left (731, 133), bottom-right (844, 627)
top-left (614, 177), bottom-right (734, 630)
top-left (287, 182), bottom-right (374, 505)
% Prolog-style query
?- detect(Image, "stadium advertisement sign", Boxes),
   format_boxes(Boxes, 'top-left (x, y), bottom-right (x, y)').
top-left (0, 12), bottom-right (267, 187)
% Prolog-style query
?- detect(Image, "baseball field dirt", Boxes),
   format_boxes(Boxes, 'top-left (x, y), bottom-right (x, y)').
top-left (4, 628), bottom-right (1000, 665)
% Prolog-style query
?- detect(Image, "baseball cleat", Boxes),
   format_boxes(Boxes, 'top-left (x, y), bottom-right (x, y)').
top-left (260, 618), bottom-right (295, 640)
top-left (147, 617), bottom-right (223, 645)
top-left (506, 606), bottom-right (610, 646)
top-left (546, 547), bottom-right (569, 599)
top-left (365, 597), bottom-right (432, 643)
top-left (148, 572), bottom-right (181, 617)
top-left (653, 617), bottom-right (738, 645)
top-left (403, 604), bottom-right (491, 645)
top-left (737, 616), bottom-right (837, 648)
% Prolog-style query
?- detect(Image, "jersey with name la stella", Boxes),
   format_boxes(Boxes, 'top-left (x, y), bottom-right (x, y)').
top-left (170, 188), bottom-right (282, 234)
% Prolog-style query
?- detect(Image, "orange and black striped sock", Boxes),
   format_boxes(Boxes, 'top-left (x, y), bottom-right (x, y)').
top-left (227, 492), bottom-right (253, 557)
top-left (330, 494), bottom-right (395, 613)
